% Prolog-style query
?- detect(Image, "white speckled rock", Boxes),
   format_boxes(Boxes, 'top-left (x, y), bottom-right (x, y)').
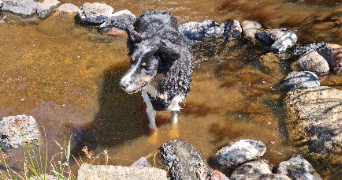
top-left (296, 51), bottom-right (329, 73)
top-left (231, 159), bottom-right (272, 178)
top-left (77, 2), bottom-right (114, 24)
top-left (212, 139), bottom-right (267, 170)
top-left (179, 20), bottom-right (225, 39)
top-left (241, 21), bottom-right (263, 40)
top-left (283, 71), bottom-right (320, 89)
top-left (270, 31), bottom-right (297, 53)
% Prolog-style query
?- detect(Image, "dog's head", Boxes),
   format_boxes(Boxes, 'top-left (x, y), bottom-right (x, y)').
top-left (120, 28), bottom-right (181, 94)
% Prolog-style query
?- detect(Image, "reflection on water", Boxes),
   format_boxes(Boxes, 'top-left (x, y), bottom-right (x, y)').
top-left (0, 0), bottom-right (341, 178)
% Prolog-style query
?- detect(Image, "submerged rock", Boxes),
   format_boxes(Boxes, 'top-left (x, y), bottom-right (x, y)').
top-left (179, 20), bottom-right (225, 39)
top-left (36, 0), bottom-right (60, 18)
top-left (277, 154), bottom-right (322, 180)
top-left (241, 21), bottom-right (263, 40)
top-left (231, 159), bottom-right (272, 178)
top-left (77, 163), bottom-right (167, 180)
top-left (224, 20), bottom-right (242, 41)
top-left (212, 139), bottom-right (267, 171)
top-left (283, 71), bottom-right (320, 89)
top-left (284, 86), bottom-right (342, 154)
top-left (77, 2), bottom-right (114, 24)
top-left (2, 0), bottom-right (38, 17)
top-left (99, 10), bottom-right (135, 34)
top-left (296, 51), bottom-right (330, 73)
top-left (0, 115), bottom-right (41, 149)
top-left (160, 140), bottom-right (216, 180)
top-left (292, 42), bottom-right (329, 56)
top-left (231, 174), bottom-right (291, 180)
top-left (53, 3), bottom-right (79, 16)
top-left (270, 31), bottom-right (297, 53)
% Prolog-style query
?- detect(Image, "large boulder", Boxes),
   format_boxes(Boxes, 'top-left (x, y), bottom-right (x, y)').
top-left (77, 2), bottom-right (114, 24)
top-left (0, 115), bottom-right (41, 149)
top-left (212, 139), bottom-right (267, 171)
top-left (2, 0), bottom-right (38, 17)
top-left (179, 20), bottom-right (225, 39)
top-left (284, 86), bottom-right (342, 154)
top-left (296, 51), bottom-right (330, 73)
top-left (77, 163), bottom-right (167, 180)
top-left (277, 154), bottom-right (322, 180)
top-left (282, 71), bottom-right (320, 89)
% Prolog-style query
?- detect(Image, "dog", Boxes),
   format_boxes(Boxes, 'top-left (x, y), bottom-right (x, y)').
top-left (119, 10), bottom-right (193, 129)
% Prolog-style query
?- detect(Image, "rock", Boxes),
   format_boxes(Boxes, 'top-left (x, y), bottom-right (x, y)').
top-left (256, 28), bottom-right (287, 44)
top-left (212, 139), bottom-right (267, 171)
top-left (326, 44), bottom-right (342, 71)
top-left (296, 51), bottom-right (330, 73)
top-left (292, 42), bottom-right (329, 56)
top-left (284, 86), bottom-right (342, 154)
top-left (210, 170), bottom-right (230, 180)
top-left (224, 20), bottom-right (242, 41)
top-left (241, 21), bottom-right (263, 40)
top-left (283, 71), bottom-right (320, 89)
top-left (231, 174), bottom-right (291, 180)
top-left (2, 0), bottom-right (39, 17)
top-left (52, 3), bottom-right (79, 16)
top-left (231, 159), bottom-right (272, 178)
top-left (99, 10), bottom-right (136, 34)
top-left (160, 140), bottom-right (213, 180)
top-left (37, 0), bottom-right (60, 18)
top-left (77, 2), bottom-right (114, 24)
top-left (77, 163), bottom-right (167, 180)
top-left (30, 174), bottom-right (56, 180)
top-left (179, 20), bottom-right (225, 39)
top-left (131, 157), bottom-right (152, 167)
top-left (270, 31), bottom-right (297, 53)
top-left (0, 115), bottom-right (41, 149)
top-left (277, 154), bottom-right (322, 180)
top-left (258, 52), bottom-right (282, 74)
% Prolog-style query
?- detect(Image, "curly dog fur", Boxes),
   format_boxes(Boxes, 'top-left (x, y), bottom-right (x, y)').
top-left (120, 10), bottom-right (193, 129)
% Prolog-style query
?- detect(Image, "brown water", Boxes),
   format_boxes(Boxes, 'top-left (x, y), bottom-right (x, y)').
top-left (0, 0), bottom-right (341, 179)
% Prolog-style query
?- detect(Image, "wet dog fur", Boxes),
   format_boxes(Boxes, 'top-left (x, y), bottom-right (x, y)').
top-left (119, 10), bottom-right (192, 129)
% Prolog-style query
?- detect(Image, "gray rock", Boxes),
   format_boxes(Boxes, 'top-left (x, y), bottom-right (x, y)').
top-left (77, 2), bottom-right (114, 24)
top-left (224, 20), bottom-right (242, 41)
top-left (284, 86), bottom-right (342, 154)
top-left (131, 157), bottom-right (152, 167)
top-left (270, 31), bottom-right (297, 53)
top-left (2, 0), bottom-right (38, 17)
top-left (296, 51), bottom-right (329, 73)
top-left (292, 42), bottom-right (329, 56)
top-left (231, 174), bottom-right (291, 180)
top-left (160, 140), bottom-right (213, 180)
top-left (323, 44), bottom-right (342, 71)
top-left (77, 163), bottom-right (167, 180)
top-left (179, 20), bottom-right (225, 39)
top-left (241, 21), bottom-right (263, 40)
top-left (99, 10), bottom-right (136, 32)
top-left (0, 115), bottom-right (41, 148)
top-left (37, 0), bottom-right (60, 18)
top-left (283, 71), bottom-right (320, 89)
top-left (231, 159), bottom-right (272, 178)
top-left (256, 29), bottom-right (287, 44)
top-left (54, 3), bottom-right (79, 16)
top-left (278, 155), bottom-right (322, 180)
top-left (212, 139), bottom-right (267, 170)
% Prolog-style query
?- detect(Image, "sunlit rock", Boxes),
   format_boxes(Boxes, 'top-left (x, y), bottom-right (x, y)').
top-left (241, 21), bottom-right (263, 40)
top-left (283, 71), bottom-right (320, 89)
top-left (224, 20), bottom-right (242, 41)
top-left (277, 154), bottom-right (322, 180)
top-left (77, 163), bottom-right (167, 180)
top-left (212, 139), bottom-right (267, 171)
top-left (270, 31), bottom-right (297, 53)
top-left (296, 51), bottom-right (329, 73)
top-left (37, 0), bottom-right (60, 18)
top-left (52, 3), bottom-right (79, 17)
top-left (231, 159), bottom-right (272, 178)
top-left (99, 10), bottom-right (136, 35)
top-left (77, 2), bottom-right (114, 24)
top-left (322, 44), bottom-right (342, 71)
top-left (231, 174), bottom-right (291, 180)
top-left (292, 42), bottom-right (329, 56)
top-left (284, 86), bottom-right (342, 154)
top-left (179, 20), bottom-right (225, 39)
top-left (256, 28), bottom-right (287, 44)
top-left (131, 157), bottom-right (152, 167)
top-left (2, 0), bottom-right (38, 17)
top-left (0, 115), bottom-right (41, 149)
top-left (160, 140), bottom-right (228, 180)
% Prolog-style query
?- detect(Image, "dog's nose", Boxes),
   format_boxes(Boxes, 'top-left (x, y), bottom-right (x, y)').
top-left (119, 79), bottom-right (129, 89)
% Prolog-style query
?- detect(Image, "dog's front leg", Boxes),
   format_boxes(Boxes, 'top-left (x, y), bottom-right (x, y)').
top-left (141, 91), bottom-right (156, 129)
top-left (171, 111), bottom-right (178, 124)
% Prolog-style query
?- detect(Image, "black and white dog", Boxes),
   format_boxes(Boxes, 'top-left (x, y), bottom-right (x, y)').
top-left (120, 10), bottom-right (193, 129)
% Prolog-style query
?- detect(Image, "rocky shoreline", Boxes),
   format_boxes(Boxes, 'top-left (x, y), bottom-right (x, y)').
top-left (1, 1), bottom-right (342, 180)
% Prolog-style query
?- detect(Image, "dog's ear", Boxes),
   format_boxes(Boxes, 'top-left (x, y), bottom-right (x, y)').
top-left (126, 27), bottom-right (143, 42)
top-left (159, 40), bottom-right (181, 60)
